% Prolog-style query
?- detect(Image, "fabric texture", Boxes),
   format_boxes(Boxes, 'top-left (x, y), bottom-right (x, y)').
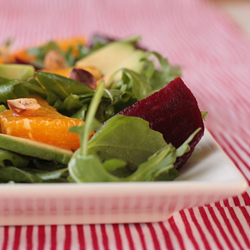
top-left (0, 0), bottom-right (249, 249)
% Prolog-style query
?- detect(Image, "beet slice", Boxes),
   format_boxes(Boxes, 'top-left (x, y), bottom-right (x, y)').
top-left (117, 77), bottom-right (204, 169)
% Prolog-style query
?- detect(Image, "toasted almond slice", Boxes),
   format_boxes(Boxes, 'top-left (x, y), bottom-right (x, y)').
top-left (7, 98), bottom-right (41, 115)
top-left (44, 50), bottom-right (67, 70)
top-left (68, 68), bottom-right (97, 90)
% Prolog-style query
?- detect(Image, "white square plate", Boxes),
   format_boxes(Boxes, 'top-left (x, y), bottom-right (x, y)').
top-left (0, 129), bottom-right (247, 226)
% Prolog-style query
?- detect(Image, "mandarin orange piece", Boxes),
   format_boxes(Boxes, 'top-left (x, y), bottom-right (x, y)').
top-left (56, 37), bottom-right (86, 58)
top-left (0, 98), bottom-right (84, 150)
top-left (12, 37), bottom-right (86, 66)
top-left (12, 49), bottom-right (36, 65)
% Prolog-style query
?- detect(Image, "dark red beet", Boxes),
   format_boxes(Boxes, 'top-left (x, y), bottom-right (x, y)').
top-left (117, 77), bottom-right (204, 169)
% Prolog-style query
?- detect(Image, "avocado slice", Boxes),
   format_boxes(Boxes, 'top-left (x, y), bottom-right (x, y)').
top-left (76, 41), bottom-right (146, 80)
top-left (0, 64), bottom-right (35, 80)
top-left (0, 134), bottom-right (73, 164)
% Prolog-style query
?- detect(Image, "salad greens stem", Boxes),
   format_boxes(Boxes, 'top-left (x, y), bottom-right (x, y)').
top-left (81, 81), bottom-right (105, 156)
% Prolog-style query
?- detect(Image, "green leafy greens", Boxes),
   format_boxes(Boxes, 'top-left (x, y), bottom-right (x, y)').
top-left (68, 82), bottom-right (200, 183)
top-left (0, 36), bottom-right (204, 183)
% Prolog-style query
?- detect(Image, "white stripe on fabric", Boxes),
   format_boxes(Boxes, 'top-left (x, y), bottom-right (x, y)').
top-left (223, 207), bottom-right (249, 250)
top-left (172, 212), bottom-right (197, 250)
top-left (160, 220), bottom-right (183, 250)
top-left (203, 206), bottom-right (232, 250)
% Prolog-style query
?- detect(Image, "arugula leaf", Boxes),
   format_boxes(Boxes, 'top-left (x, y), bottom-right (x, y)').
top-left (0, 167), bottom-right (42, 183)
top-left (141, 51), bottom-right (182, 91)
top-left (0, 152), bottom-right (69, 183)
top-left (57, 94), bottom-right (84, 115)
top-left (71, 104), bottom-right (88, 120)
top-left (88, 115), bottom-right (167, 171)
top-left (68, 82), bottom-right (201, 183)
top-left (0, 165), bottom-right (68, 183)
top-left (109, 68), bottom-right (151, 101)
top-left (69, 154), bottom-right (120, 182)
top-left (68, 127), bottom-right (199, 183)
top-left (107, 51), bottom-right (181, 101)
top-left (36, 72), bottom-right (93, 100)
top-left (0, 79), bottom-right (45, 104)
top-left (201, 111), bottom-right (208, 120)
top-left (0, 149), bottom-right (30, 168)
top-left (126, 145), bottom-right (177, 181)
top-left (28, 168), bottom-right (68, 182)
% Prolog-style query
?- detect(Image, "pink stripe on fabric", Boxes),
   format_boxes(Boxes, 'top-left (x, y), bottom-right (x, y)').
top-left (0, 0), bottom-right (250, 250)
top-left (211, 133), bottom-right (250, 178)
top-left (13, 226), bottom-right (21, 250)
top-left (233, 197), bottom-right (241, 207)
top-left (124, 225), bottom-right (135, 250)
top-left (158, 222), bottom-right (174, 250)
top-left (216, 205), bottom-right (245, 250)
top-left (179, 210), bottom-right (200, 250)
top-left (112, 224), bottom-right (123, 250)
top-left (64, 225), bottom-right (71, 250)
top-left (2, 227), bottom-right (9, 250)
top-left (100, 224), bottom-right (109, 250)
top-left (242, 192), bottom-right (250, 206)
top-left (240, 208), bottom-right (250, 228)
top-left (198, 207), bottom-right (224, 249)
top-left (188, 209), bottom-right (212, 250)
top-left (206, 206), bottom-right (234, 250)
top-left (146, 223), bottom-right (161, 250)
top-left (50, 226), bottom-right (57, 250)
top-left (90, 225), bottom-right (99, 250)
top-left (168, 217), bottom-right (186, 250)
top-left (26, 226), bottom-right (33, 250)
top-left (77, 225), bottom-right (85, 250)
top-left (134, 224), bottom-right (147, 250)
top-left (220, 133), bottom-right (250, 171)
top-left (38, 226), bottom-right (45, 250)
top-left (225, 206), bottom-right (250, 248)
top-left (232, 135), bottom-right (250, 160)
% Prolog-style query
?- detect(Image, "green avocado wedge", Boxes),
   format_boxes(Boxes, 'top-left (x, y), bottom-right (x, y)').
top-left (0, 134), bottom-right (73, 164)
top-left (0, 64), bottom-right (35, 80)
top-left (76, 41), bottom-right (146, 81)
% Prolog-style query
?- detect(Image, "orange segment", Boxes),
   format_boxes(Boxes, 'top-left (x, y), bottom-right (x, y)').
top-left (12, 37), bottom-right (86, 65)
top-left (12, 49), bottom-right (36, 64)
top-left (56, 37), bottom-right (86, 58)
top-left (0, 98), bottom-right (84, 150)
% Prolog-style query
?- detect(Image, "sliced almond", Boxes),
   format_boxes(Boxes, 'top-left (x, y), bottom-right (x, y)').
top-left (7, 98), bottom-right (41, 115)
top-left (44, 50), bottom-right (67, 70)
top-left (68, 68), bottom-right (97, 90)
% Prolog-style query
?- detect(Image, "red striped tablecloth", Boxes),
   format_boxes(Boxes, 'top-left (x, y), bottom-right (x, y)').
top-left (0, 0), bottom-right (249, 249)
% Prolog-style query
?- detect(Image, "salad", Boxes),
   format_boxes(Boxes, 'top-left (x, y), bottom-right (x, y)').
top-left (0, 35), bottom-right (206, 183)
